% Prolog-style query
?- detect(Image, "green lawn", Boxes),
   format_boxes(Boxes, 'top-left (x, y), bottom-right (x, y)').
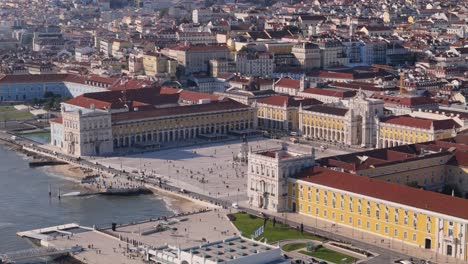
top-left (22, 131), bottom-right (50, 137)
top-left (22, 131), bottom-right (51, 143)
top-left (0, 111), bottom-right (33, 120)
top-left (300, 248), bottom-right (357, 264)
top-left (0, 106), bottom-right (16, 112)
top-left (230, 212), bottom-right (324, 243)
top-left (281, 242), bottom-right (306, 252)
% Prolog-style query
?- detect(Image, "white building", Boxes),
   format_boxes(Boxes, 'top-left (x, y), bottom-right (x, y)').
top-left (148, 236), bottom-right (287, 264)
top-left (75, 47), bottom-right (94, 62)
top-left (192, 8), bottom-right (213, 24)
top-left (291, 42), bottom-right (321, 70)
top-left (235, 51), bottom-right (274, 77)
top-left (53, 105), bottom-right (113, 157)
top-left (247, 144), bottom-right (315, 212)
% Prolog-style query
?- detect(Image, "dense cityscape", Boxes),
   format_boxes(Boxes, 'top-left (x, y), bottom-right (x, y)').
top-left (0, 0), bottom-right (467, 263)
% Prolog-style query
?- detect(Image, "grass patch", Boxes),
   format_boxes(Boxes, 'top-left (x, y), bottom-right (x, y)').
top-left (0, 111), bottom-right (33, 120)
top-left (22, 131), bottom-right (50, 137)
top-left (230, 212), bottom-right (324, 243)
top-left (22, 131), bottom-right (50, 143)
top-left (281, 242), bottom-right (306, 252)
top-left (299, 247), bottom-right (357, 264)
top-left (0, 106), bottom-right (16, 112)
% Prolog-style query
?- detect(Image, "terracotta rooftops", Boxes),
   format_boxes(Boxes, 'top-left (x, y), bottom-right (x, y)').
top-left (302, 87), bottom-right (357, 98)
top-left (304, 104), bottom-right (349, 116)
top-left (64, 86), bottom-right (222, 110)
top-left (371, 94), bottom-right (436, 107)
top-left (320, 142), bottom-right (465, 172)
top-left (275, 78), bottom-right (301, 89)
top-left (0, 73), bottom-right (134, 89)
top-left (107, 79), bottom-right (153, 91)
top-left (329, 81), bottom-right (392, 92)
top-left (111, 100), bottom-right (249, 122)
top-left (258, 95), bottom-right (321, 107)
top-left (50, 117), bottom-right (62, 124)
top-left (381, 115), bottom-right (461, 130)
top-left (295, 166), bottom-right (468, 220)
top-left (178, 89), bottom-right (221, 103)
top-left (0, 73), bottom-right (70, 83)
top-left (258, 151), bottom-right (291, 159)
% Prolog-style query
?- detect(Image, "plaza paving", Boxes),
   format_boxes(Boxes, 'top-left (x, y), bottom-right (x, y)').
top-left (95, 138), bottom-right (349, 202)
top-left (49, 210), bottom-right (239, 264)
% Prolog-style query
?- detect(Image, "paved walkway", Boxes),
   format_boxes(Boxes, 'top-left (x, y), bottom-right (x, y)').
top-left (241, 202), bottom-right (465, 264)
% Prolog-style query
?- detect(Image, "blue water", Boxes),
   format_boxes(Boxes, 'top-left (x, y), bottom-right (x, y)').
top-left (0, 145), bottom-right (173, 259)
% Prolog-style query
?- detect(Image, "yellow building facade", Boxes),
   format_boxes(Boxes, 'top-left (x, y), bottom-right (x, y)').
top-left (257, 96), bottom-right (322, 132)
top-left (288, 167), bottom-right (468, 261)
top-left (299, 106), bottom-right (346, 142)
top-left (143, 53), bottom-right (177, 78)
top-left (377, 115), bottom-right (459, 148)
top-left (111, 101), bottom-right (257, 148)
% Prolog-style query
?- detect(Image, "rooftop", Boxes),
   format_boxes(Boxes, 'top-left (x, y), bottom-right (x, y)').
top-left (258, 95), bottom-right (322, 107)
top-left (304, 104), bottom-right (349, 116)
top-left (295, 166), bottom-right (468, 220)
top-left (381, 115), bottom-right (461, 130)
top-left (111, 100), bottom-right (249, 122)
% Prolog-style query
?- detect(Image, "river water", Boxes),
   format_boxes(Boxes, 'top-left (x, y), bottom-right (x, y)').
top-left (0, 145), bottom-right (173, 260)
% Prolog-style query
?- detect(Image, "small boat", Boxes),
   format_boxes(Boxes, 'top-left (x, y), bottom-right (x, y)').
top-left (62, 191), bottom-right (81, 197)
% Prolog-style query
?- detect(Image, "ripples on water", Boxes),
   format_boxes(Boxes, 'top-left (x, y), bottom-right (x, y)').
top-left (0, 145), bottom-right (173, 263)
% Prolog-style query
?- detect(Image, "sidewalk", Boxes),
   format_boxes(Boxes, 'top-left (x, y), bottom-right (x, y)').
top-left (242, 202), bottom-right (466, 264)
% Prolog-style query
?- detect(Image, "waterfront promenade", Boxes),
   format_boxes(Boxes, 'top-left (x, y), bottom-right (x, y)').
top-left (1, 131), bottom-right (464, 263)
top-left (35, 209), bottom-right (237, 264)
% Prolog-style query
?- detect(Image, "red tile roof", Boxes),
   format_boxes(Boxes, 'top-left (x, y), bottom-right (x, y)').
top-left (382, 115), bottom-right (461, 130)
top-left (302, 87), bottom-right (356, 98)
top-left (259, 95), bottom-right (321, 107)
top-left (87, 75), bottom-right (119, 85)
top-left (50, 117), bottom-right (63, 124)
top-left (0, 74), bottom-right (69, 83)
top-left (305, 105), bottom-right (349, 116)
top-left (65, 96), bottom-right (113, 110)
top-left (275, 78), bottom-right (301, 89)
top-left (371, 94), bottom-right (436, 107)
top-left (63, 86), bottom-right (179, 110)
top-left (178, 90), bottom-right (221, 103)
top-left (109, 79), bottom-right (153, 91)
top-left (329, 81), bottom-right (391, 92)
top-left (112, 100), bottom-right (249, 122)
top-left (259, 151), bottom-right (291, 159)
top-left (296, 166), bottom-right (468, 220)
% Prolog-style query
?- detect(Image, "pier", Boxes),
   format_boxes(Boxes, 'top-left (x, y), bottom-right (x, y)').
top-left (0, 224), bottom-right (85, 263)
top-left (0, 246), bottom-right (82, 263)
top-left (7, 210), bottom-right (283, 264)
